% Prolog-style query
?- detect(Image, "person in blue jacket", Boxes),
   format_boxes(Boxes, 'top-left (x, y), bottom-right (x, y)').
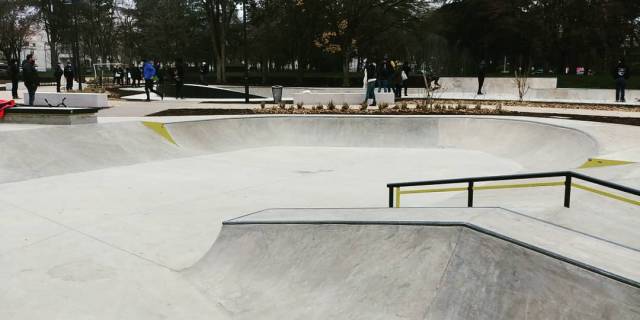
top-left (143, 59), bottom-right (162, 101)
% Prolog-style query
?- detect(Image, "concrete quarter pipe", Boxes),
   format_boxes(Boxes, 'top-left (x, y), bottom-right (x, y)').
top-left (185, 220), bottom-right (640, 320)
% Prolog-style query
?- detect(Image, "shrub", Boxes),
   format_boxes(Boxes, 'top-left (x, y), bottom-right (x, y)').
top-left (315, 104), bottom-right (324, 110)
top-left (260, 101), bottom-right (266, 109)
top-left (400, 102), bottom-right (408, 110)
top-left (327, 101), bottom-right (336, 110)
top-left (341, 103), bottom-right (350, 111)
top-left (278, 102), bottom-right (286, 109)
top-left (296, 102), bottom-right (304, 109)
top-left (379, 102), bottom-right (389, 110)
top-left (360, 102), bottom-right (368, 111)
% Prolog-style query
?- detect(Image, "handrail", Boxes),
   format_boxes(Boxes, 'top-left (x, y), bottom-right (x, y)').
top-left (387, 171), bottom-right (640, 208)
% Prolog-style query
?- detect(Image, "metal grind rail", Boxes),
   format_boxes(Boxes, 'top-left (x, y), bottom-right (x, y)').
top-left (387, 171), bottom-right (640, 208)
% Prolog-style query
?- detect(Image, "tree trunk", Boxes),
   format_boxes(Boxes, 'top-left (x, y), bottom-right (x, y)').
top-left (342, 51), bottom-right (351, 87)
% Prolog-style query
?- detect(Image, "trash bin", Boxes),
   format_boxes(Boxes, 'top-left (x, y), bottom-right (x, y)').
top-left (272, 85), bottom-right (283, 103)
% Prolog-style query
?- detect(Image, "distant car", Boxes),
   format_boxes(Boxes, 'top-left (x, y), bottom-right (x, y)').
top-left (0, 63), bottom-right (8, 79)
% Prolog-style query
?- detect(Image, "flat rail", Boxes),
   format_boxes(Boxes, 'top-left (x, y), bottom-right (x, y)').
top-left (387, 171), bottom-right (640, 208)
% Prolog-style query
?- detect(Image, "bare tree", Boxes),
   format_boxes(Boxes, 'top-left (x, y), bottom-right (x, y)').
top-left (514, 68), bottom-right (529, 102)
top-left (0, 0), bottom-right (37, 61)
top-left (202, 0), bottom-right (236, 83)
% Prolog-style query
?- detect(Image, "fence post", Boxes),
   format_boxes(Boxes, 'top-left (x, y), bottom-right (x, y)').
top-left (388, 187), bottom-right (394, 208)
top-left (564, 175), bottom-right (572, 208)
top-left (468, 181), bottom-right (474, 207)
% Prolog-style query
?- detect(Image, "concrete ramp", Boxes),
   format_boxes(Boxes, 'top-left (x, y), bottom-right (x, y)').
top-left (185, 210), bottom-right (640, 320)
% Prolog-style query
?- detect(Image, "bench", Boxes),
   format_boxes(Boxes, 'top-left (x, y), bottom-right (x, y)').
top-left (23, 92), bottom-right (109, 108)
top-left (1, 107), bottom-right (98, 125)
top-left (292, 91), bottom-right (395, 106)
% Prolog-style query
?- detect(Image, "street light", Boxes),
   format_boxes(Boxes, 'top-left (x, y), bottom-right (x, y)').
top-left (243, 0), bottom-right (249, 103)
top-left (63, 0), bottom-right (82, 91)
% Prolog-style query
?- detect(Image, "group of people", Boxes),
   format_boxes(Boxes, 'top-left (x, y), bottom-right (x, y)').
top-left (110, 59), bottom-right (188, 101)
top-left (363, 57), bottom-right (412, 106)
top-left (112, 65), bottom-right (143, 87)
top-left (53, 62), bottom-right (76, 93)
top-left (7, 54), bottom-right (40, 105)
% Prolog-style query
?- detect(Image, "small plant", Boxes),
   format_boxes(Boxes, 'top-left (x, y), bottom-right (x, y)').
top-left (496, 103), bottom-right (503, 111)
top-left (378, 102), bottom-right (389, 110)
top-left (278, 102), bottom-right (286, 109)
top-left (315, 104), bottom-right (324, 110)
top-left (341, 103), bottom-right (349, 111)
top-left (400, 102), bottom-right (408, 110)
top-left (475, 104), bottom-right (481, 110)
top-left (360, 102), bottom-right (368, 111)
top-left (260, 101), bottom-right (266, 109)
top-left (392, 105), bottom-right (400, 110)
top-left (327, 101), bottom-right (336, 111)
top-left (296, 102), bottom-right (304, 109)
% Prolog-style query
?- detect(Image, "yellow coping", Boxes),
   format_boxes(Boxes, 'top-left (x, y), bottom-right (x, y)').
top-left (142, 121), bottom-right (177, 145)
top-left (572, 183), bottom-right (640, 206)
top-left (395, 181), bottom-right (639, 207)
top-left (579, 158), bottom-right (634, 169)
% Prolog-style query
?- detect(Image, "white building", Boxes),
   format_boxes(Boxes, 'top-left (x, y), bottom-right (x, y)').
top-left (20, 26), bottom-right (52, 72)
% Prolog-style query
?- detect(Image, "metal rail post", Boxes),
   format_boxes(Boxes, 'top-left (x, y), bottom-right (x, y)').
top-left (468, 181), bottom-right (474, 207)
top-left (564, 175), bottom-right (572, 208)
top-left (388, 187), bottom-right (394, 208)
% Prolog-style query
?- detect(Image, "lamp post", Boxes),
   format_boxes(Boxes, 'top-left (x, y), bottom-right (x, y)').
top-left (243, 0), bottom-right (249, 103)
top-left (63, 0), bottom-right (82, 91)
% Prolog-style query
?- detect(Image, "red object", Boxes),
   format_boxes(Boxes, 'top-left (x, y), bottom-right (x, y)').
top-left (0, 99), bottom-right (16, 119)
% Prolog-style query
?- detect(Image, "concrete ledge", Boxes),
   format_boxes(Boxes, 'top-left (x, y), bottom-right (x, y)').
top-left (23, 92), bottom-right (109, 108)
top-left (1, 107), bottom-right (98, 125)
top-left (293, 91), bottom-right (395, 105)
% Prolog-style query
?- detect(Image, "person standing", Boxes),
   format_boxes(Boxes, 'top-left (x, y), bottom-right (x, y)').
top-left (477, 60), bottom-right (487, 95)
top-left (8, 59), bottom-right (19, 99)
top-left (363, 59), bottom-right (377, 106)
top-left (377, 57), bottom-right (393, 93)
top-left (174, 58), bottom-right (186, 99)
top-left (154, 62), bottom-right (165, 101)
top-left (143, 60), bottom-right (162, 101)
top-left (613, 59), bottom-right (631, 103)
top-left (402, 62), bottom-right (411, 97)
top-left (392, 61), bottom-right (403, 98)
top-left (64, 62), bottom-right (74, 91)
top-left (21, 54), bottom-right (39, 106)
top-left (54, 63), bottom-right (63, 93)
top-left (199, 61), bottom-right (209, 85)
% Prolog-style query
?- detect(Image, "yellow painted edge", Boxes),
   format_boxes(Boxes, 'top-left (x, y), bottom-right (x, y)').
top-left (474, 181), bottom-right (564, 190)
top-left (399, 186), bottom-right (468, 195)
top-left (572, 183), bottom-right (640, 206)
top-left (399, 182), bottom-right (563, 195)
top-left (579, 158), bottom-right (634, 169)
top-left (395, 187), bottom-right (401, 208)
top-left (142, 121), bottom-right (177, 145)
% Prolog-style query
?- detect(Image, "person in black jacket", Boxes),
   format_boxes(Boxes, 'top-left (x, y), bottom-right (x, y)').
top-left (174, 58), bottom-right (186, 99)
top-left (477, 60), bottom-right (487, 95)
top-left (8, 59), bottom-right (19, 99)
top-left (377, 58), bottom-right (394, 93)
top-left (22, 54), bottom-right (39, 106)
top-left (63, 62), bottom-right (74, 91)
top-left (363, 59), bottom-right (378, 106)
top-left (613, 59), bottom-right (631, 102)
top-left (54, 63), bottom-right (63, 93)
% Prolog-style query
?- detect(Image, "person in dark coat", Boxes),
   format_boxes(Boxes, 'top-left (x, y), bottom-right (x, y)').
top-left (21, 54), bottom-right (39, 106)
top-left (199, 61), bottom-right (209, 85)
top-left (54, 63), bottom-right (63, 93)
top-left (154, 62), bottom-right (165, 100)
top-left (63, 62), bottom-right (74, 91)
top-left (477, 60), bottom-right (487, 95)
top-left (8, 59), bottom-right (19, 99)
top-left (174, 58), bottom-right (186, 99)
top-left (613, 59), bottom-right (631, 103)
top-left (377, 58), bottom-right (394, 93)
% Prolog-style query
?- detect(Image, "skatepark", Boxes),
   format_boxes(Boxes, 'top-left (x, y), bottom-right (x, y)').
top-left (0, 92), bottom-right (639, 319)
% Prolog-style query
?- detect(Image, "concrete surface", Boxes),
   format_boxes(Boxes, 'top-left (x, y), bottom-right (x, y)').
top-left (24, 92), bottom-right (109, 108)
top-left (0, 115), bottom-right (639, 319)
top-left (187, 214), bottom-right (640, 319)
